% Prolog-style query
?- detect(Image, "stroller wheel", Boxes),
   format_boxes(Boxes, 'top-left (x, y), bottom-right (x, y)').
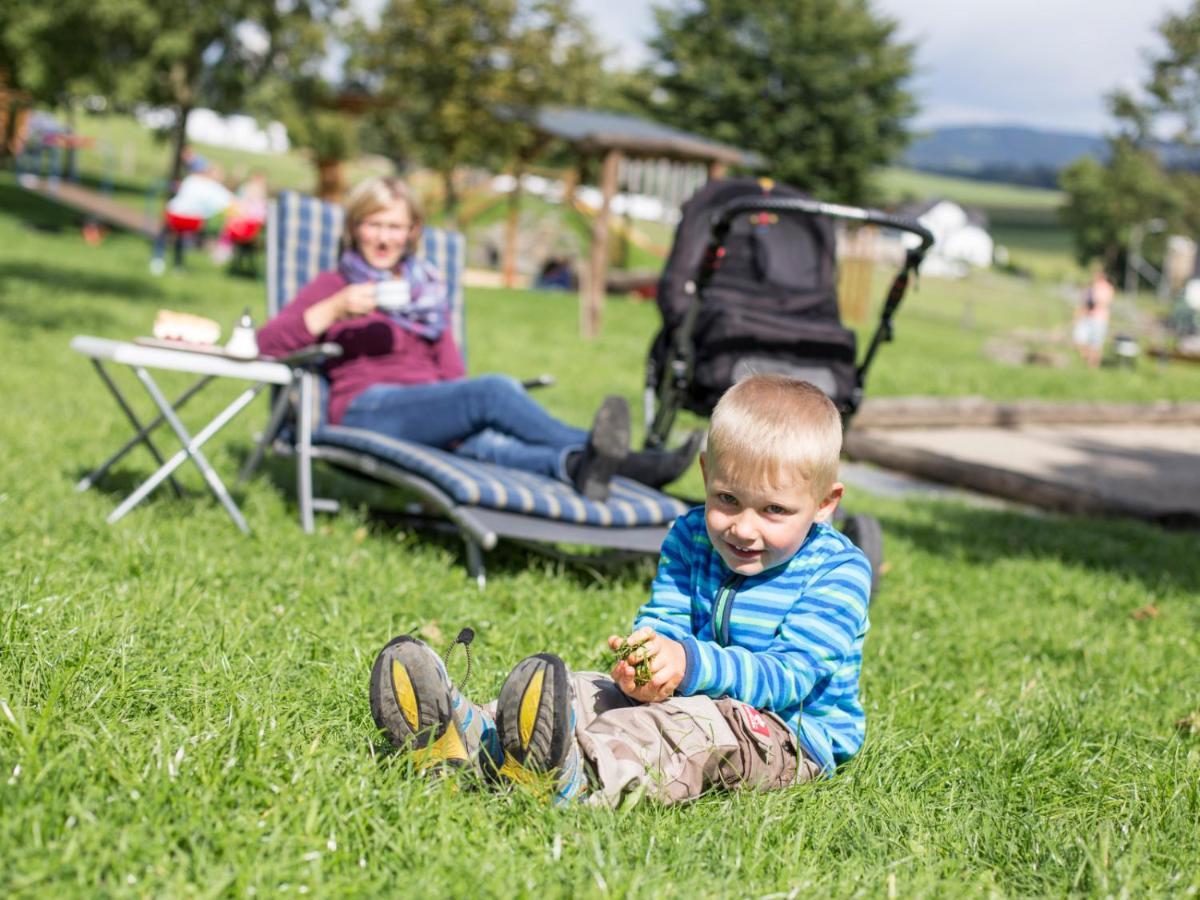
top-left (840, 513), bottom-right (883, 595)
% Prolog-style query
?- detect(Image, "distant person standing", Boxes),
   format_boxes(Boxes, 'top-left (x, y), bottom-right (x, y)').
top-left (149, 162), bottom-right (233, 275)
top-left (1073, 267), bottom-right (1114, 368)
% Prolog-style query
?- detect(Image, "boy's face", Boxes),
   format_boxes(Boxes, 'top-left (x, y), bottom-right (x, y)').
top-left (700, 452), bottom-right (843, 576)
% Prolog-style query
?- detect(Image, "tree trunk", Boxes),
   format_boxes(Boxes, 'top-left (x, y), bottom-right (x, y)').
top-left (317, 159), bottom-right (345, 203)
top-left (502, 163), bottom-right (524, 288)
top-left (441, 168), bottom-right (459, 226)
top-left (169, 105), bottom-right (192, 190)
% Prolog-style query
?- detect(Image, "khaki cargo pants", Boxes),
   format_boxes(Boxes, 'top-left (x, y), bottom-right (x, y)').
top-left (567, 671), bottom-right (822, 808)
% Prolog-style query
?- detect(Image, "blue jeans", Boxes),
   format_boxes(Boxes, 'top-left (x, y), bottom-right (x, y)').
top-left (340, 374), bottom-right (588, 480)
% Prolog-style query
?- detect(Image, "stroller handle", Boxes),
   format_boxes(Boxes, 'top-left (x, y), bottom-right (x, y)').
top-left (711, 196), bottom-right (935, 256)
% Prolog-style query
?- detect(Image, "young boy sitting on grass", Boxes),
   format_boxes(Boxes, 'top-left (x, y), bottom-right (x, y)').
top-left (369, 373), bottom-right (872, 805)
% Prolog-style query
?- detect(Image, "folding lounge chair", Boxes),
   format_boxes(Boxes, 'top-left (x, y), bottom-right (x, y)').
top-left (244, 191), bottom-right (688, 586)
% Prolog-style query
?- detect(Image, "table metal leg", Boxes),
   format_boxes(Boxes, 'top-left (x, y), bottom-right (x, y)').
top-left (107, 368), bottom-right (267, 532)
top-left (77, 359), bottom-right (208, 497)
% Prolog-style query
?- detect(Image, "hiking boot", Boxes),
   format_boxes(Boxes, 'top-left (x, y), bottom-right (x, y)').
top-left (617, 430), bottom-right (703, 489)
top-left (495, 653), bottom-right (588, 804)
top-left (570, 396), bottom-right (631, 502)
top-left (369, 633), bottom-right (501, 775)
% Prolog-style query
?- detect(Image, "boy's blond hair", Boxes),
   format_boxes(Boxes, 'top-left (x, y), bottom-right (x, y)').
top-left (706, 374), bottom-right (842, 497)
top-left (342, 176), bottom-right (424, 256)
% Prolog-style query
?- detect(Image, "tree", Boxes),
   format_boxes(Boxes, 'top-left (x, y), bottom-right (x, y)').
top-left (347, 0), bottom-right (604, 218)
top-left (1060, 1), bottom-right (1200, 276)
top-left (1059, 139), bottom-right (1179, 270)
top-left (640, 0), bottom-right (916, 205)
top-left (113, 2), bottom-right (346, 186)
top-left (2, 1), bottom-right (344, 183)
top-left (0, 0), bottom-right (134, 158)
top-left (1110, 0), bottom-right (1200, 147)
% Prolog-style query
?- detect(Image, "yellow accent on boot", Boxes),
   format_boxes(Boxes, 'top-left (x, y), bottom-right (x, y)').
top-left (391, 659), bottom-right (420, 732)
top-left (518, 668), bottom-right (545, 751)
top-left (496, 756), bottom-right (552, 796)
top-left (410, 723), bottom-right (469, 768)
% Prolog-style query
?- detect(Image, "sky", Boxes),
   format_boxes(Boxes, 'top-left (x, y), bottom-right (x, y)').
top-left (577, 0), bottom-right (1194, 135)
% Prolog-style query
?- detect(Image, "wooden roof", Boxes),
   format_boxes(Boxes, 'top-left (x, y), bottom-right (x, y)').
top-left (525, 106), bottom-right (763, 167)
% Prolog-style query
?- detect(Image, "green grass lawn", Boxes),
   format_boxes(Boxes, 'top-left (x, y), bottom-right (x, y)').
top-left (2, 174), bottom-right (1199, 896)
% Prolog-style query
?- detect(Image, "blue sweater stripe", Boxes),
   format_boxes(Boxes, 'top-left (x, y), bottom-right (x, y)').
top-left (636, 509), bottom-right (870, 773)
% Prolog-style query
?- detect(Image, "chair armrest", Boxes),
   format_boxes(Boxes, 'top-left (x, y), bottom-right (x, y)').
top-left (276, 342), bottom-right (343, 368)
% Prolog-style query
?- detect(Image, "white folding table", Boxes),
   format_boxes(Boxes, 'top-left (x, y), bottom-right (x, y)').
top-left (70, 335), bottom-right (293, 532)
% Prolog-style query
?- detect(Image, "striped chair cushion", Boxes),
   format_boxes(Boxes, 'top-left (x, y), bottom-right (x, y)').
top-left (313, 424), bottom-right (689, 527)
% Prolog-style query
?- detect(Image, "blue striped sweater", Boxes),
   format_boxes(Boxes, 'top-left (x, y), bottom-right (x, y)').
top-left (633, 506), bottom-right (871, 773)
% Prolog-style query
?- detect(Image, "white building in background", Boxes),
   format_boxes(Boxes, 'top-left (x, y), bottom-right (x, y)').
top-left (898, 198), bottom-right (994, 279)
top-left (134, 106), bottom-right (289, 154)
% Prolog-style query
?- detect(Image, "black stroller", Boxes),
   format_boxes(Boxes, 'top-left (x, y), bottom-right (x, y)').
top-left (643, 178), bottom-right (935, 584)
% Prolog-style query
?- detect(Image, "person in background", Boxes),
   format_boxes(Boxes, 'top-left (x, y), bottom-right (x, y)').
top-left (149, 162), bottom-right (233, 275)
top-left (1073, 267), bottom-right (1114, 368)
top-left (211, 170), bottom-right (268, 266)
top-left (256, 175), bottom-right (699, 500)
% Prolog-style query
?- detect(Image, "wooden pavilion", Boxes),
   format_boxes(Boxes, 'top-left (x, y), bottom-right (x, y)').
top-left (505, 107), bottom-right (762, 337)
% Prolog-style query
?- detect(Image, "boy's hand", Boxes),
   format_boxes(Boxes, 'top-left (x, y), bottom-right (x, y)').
top-left (608, 628), bottom-right (686, 703)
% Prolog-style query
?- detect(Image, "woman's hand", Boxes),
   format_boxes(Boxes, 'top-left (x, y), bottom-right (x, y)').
top-left (608, 627), bottom-right (687, 703)
top-left (335, 283), bottom-right (378, 319)
top-left (303, 284), bottom-right (377, 336)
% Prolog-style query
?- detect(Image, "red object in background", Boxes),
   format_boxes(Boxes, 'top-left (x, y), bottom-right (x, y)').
top-left (42, 133), bottom-right (94, 150)
top-left (224, 218), bottom-right (262, 244)
top-left (165, 212), bottom-right (204, 234)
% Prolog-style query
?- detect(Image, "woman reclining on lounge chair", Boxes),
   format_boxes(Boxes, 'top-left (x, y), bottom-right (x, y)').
top-left (256, 176), bottom-right (698, 502)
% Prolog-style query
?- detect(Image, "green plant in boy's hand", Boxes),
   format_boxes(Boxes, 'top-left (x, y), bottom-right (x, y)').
top-left (609, 638), bottom-right (653, 686)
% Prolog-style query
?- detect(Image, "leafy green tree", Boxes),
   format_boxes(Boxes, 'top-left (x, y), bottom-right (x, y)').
top-left (348, 0), bottom-right (603, 218)
top-left (1059, 139), bottom-right (1179, 270)
top-left (640, 0), bottom-right (916, 205)
top-left (113, 1), bottom-right (345, 185)
top-left (1061, 1), bottom-right (1200, 275)
top-left (2, 0), bottom-right (343, 182)
top-left (0, 0), bottom-right (133, 157)
top-left (1110, 0), bottom-right (1200, 147)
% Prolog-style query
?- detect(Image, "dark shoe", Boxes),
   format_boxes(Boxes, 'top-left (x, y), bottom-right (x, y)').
top-left (617, 430), bottom-right (702, 489)
top-left (369, 634), bottom-right (499, 773)
top-left (495, 653), bottom-right (588, 804)
top-left (571, 396), bottom-right (631, 502)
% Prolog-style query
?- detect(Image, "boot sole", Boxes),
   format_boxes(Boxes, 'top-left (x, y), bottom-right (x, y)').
top-left (369, 635), bottom-right (468, 767)
top-left (495, 653), bottom-right (571, 783)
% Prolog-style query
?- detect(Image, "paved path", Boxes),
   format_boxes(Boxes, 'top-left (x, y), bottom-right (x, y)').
top-left (845, 423), bottom-right (1200, 526)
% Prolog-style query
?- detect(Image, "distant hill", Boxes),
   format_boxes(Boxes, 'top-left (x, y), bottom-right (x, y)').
top-left (903, 126), bottom-right (1106, 187)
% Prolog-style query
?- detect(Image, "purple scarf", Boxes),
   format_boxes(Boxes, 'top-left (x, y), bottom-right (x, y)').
top-left (338, 249), bottom-right (450, 341)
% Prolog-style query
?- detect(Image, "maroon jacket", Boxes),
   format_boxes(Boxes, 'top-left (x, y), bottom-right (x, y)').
top-left (257, 271), bottom-right (466, 424)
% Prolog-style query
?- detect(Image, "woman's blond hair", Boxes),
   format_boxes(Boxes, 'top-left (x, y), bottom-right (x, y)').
top-left (341, 176), bottom-right (423, 256)
top-left (706, 374), bottom-right (843, 497)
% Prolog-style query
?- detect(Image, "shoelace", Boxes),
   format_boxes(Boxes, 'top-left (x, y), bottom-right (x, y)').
top-left (441, 627), bottom-right (475, 692)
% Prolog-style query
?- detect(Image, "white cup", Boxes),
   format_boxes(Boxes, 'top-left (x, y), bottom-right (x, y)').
top-left (375, 279), bottom-right (411, 311)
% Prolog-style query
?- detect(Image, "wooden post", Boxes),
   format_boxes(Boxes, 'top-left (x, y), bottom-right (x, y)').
top-left (584, 148), bottom-right (622, 338)
top-left (502, 162), bottom-right (524, 289)
top-left (838, 225), bottom-right (876, 325)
